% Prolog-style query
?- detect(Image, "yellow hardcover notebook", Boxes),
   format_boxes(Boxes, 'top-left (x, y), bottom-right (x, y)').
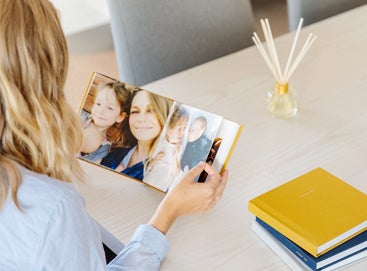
top-left (248, 168), bottom-right (367, 257)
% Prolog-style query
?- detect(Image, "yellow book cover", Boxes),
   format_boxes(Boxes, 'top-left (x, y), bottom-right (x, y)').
top-left (248, 168), bottom-right (367, 257)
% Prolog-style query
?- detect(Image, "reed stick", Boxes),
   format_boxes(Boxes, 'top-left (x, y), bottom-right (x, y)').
top-left (260, 19), bottom-right (281, 81)
top-left (284, 34), bottom-right (317, 83)
top-left (265, 19), bottom-right (283, 81)
top-left (252, 17), bottom-right (316, 86)
top-left (252, 34), bottom-right (280, 82)
top-left (283, 18), bottom-right (304, 83)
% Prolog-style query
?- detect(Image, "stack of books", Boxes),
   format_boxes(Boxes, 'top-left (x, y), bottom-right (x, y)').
top-left (248, 168), bottom-right (367, 271)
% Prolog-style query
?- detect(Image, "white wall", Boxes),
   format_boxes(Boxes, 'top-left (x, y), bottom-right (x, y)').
top-left (50, 0), bottom-right (110, 35)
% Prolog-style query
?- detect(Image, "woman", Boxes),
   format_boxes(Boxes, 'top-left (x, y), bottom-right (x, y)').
top-left (0, 1), bottom-right (228, 270)
top-left (101, 89), bottom-right (171, 180)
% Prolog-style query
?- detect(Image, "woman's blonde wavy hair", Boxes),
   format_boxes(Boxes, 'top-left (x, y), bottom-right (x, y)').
top-left (0, 0), bottom-right (85, 209)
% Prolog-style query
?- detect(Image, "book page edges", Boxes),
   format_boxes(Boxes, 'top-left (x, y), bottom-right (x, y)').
top-left (212, 120), bottom-right (243, 173)
top-left (252, 220), bottom-right (367, 271)
top-left (252, 220), bottom-right (311, 270)
top-left (319, 223), bottom-right (367, 255)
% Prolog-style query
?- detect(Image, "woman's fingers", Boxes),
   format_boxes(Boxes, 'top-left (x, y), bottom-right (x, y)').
top-left (215, 169), bottom-right (228, 201)
top-left (185, 161), bottom-right (205, 181)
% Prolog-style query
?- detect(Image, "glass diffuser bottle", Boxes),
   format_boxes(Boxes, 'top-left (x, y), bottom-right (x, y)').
top-left (267, 82), bottom-right (297, 118)
top-left (252, 17), bottom-right (316, 119)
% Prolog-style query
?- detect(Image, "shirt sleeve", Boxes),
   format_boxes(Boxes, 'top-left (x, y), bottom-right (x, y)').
top-left (107, 224), bottom-right (169, 271)
top-left (35, 186), bottom-right (168, 271)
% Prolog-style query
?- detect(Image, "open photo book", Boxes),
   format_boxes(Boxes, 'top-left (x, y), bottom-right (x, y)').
top-left (77, 72), bottom-right (243, 192)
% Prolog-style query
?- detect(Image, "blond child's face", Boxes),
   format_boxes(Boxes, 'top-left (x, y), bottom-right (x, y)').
top-left (91, 87), bottom-right (124, 130)
top-left (129, 91), bottom-right (161, 142)
top-left (187, 120), bottom-right (205, 142)
top-left (166, 119), bottom-right (187, 144)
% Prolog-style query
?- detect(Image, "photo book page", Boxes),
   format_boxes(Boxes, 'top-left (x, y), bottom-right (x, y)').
top-left (78, 72), bottom-right (243, 192)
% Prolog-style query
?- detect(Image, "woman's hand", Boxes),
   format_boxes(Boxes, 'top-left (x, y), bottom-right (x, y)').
top-left (148, 162), bottom-right (228, 234)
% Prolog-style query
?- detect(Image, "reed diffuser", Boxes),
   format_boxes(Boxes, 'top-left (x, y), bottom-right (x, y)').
top-left (252, 18), bottom-right (316, 118)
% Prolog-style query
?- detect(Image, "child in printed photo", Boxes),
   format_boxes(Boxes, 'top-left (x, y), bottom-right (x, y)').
top-left (180, 116), bottom-right (212, 171)
top-left (144, 103), bottom-right (189, 191)
top-left (80, 81), bottom-right (132, 163)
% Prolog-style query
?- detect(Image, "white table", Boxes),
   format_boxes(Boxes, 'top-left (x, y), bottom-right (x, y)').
top-left (68, 5), bottom-right (367, 270)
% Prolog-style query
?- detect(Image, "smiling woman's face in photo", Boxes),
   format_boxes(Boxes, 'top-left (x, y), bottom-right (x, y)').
top-left (129, 91), bottom-right (162, 142)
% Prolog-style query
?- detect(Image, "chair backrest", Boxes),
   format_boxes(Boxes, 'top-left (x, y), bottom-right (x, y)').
top-left (287, 0), bottom-right (367, 31)
top-left (108, 0), bottom-right (254, 86)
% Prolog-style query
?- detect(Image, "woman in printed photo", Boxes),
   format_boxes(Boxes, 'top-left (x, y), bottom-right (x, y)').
top-left (101, 89), bottom-right (172, 180)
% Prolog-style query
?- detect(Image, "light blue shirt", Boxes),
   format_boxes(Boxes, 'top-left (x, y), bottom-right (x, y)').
top-left (0, 166), bottom-right (169, 271)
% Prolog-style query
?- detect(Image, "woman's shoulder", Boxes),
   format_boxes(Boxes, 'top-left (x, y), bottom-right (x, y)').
top-left (1, 167), bottom-right (85, 237)
top-left (18, 167), bottom-right (82, 206)
top-left (0, 166), bottom-right (90, 268)
top-left (10, 167), bottom-right (85, 230)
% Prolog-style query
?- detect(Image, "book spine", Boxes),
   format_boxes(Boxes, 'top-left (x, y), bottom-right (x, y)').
top-left (78, 72), bottom-right (97, 112)
top-left (256, 217), bottom-right (317, 270)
